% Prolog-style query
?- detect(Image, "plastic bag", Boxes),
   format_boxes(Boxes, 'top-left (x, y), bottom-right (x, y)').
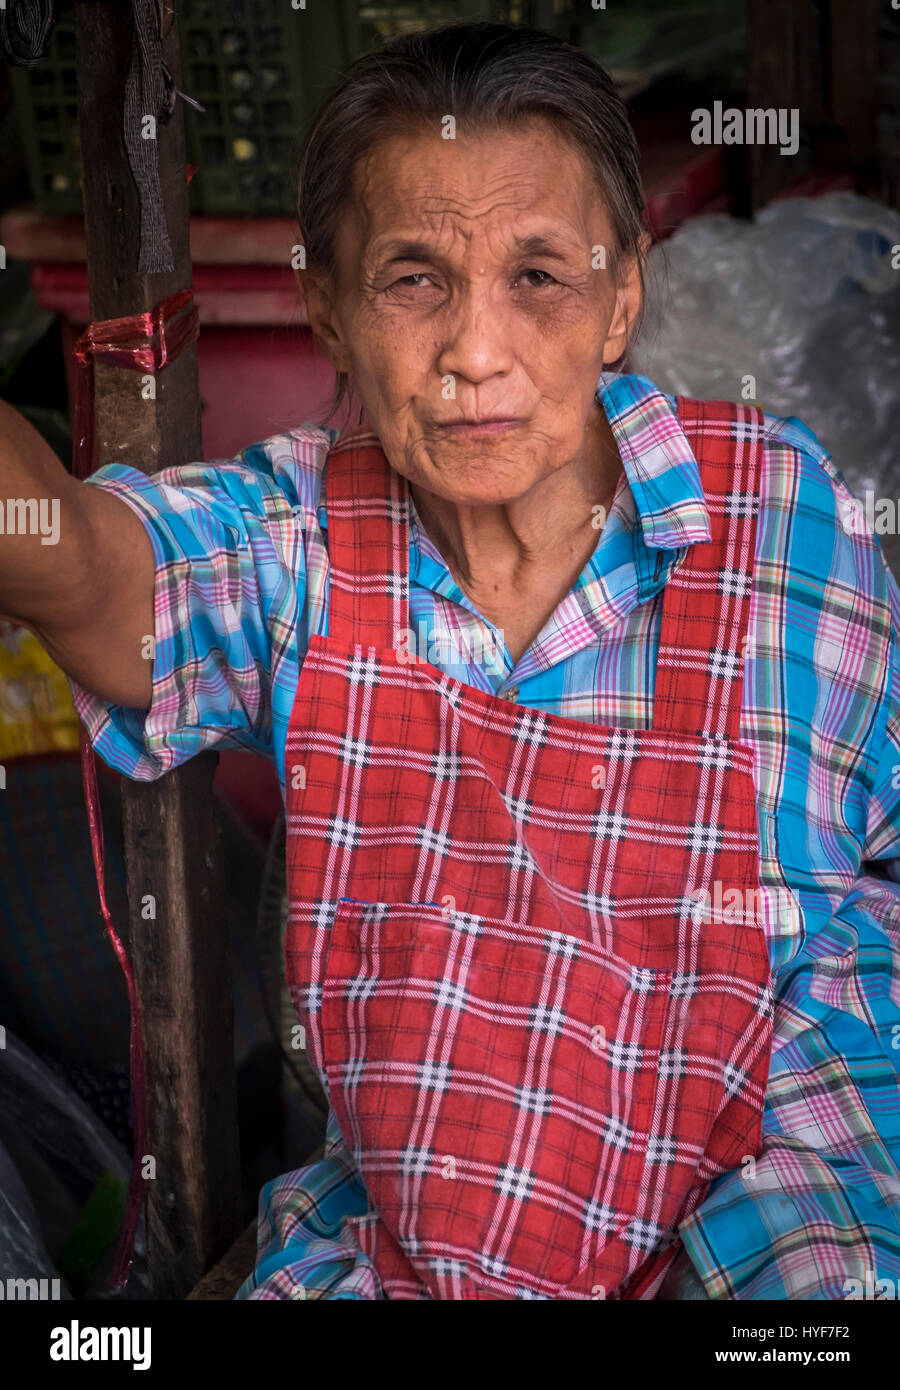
top-left (632, 192), bottom-right (900, 503)
top-left (0, 1028), bottom-right (149, 1298)
top-left (0, 1133), bottom-right (71, 1298)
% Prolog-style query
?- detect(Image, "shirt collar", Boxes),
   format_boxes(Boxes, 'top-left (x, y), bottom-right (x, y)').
top-left (597, 371), bottom-right (711, 551)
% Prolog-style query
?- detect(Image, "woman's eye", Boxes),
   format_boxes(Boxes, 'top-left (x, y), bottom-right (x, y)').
top-left (518, 268), bottom-right (557, 288)
top-left (393, 273), bottom-right (432, 289)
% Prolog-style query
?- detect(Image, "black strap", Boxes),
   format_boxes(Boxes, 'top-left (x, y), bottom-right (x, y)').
top-left (3, 0), bottom-right (190, 278)
top-left (0, 0), bottom-right (57, 66)
top-left (124, 0), bottom-right (176, 275)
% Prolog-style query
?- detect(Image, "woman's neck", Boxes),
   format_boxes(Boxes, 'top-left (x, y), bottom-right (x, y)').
top-left (410, 404), bottom-right (620, 588)
top-left (409, 404), bottom-right (623, 662)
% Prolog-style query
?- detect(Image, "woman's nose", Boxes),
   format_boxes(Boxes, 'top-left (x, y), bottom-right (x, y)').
top-left (435, 287), bottom-right (516, 387)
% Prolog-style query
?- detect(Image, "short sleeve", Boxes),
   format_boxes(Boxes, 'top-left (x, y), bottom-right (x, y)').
top-left (67, 434), bottom-right (323, 780)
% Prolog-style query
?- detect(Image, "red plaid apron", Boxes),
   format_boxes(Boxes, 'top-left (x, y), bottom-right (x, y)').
top-left (284, 398), bottom-right (773, 1300)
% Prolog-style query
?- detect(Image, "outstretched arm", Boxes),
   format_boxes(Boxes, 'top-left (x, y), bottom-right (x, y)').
top-left (0, 401), bottom-right (154, 708)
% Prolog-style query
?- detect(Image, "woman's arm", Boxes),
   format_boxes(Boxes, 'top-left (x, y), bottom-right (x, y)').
top-left (0, 401), bottom-right (154, 707)
top-left (56, 426), bottom-right (323, 783)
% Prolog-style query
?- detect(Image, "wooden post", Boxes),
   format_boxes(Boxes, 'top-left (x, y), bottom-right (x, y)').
top-left (73, 0), bottom-right (242, 1298)
top-left (745, 0), bottom-right (825, 214)
top-left (827, 0), bottom-right (879, 173)
top-left (747, 0), bottom-right (883, 214)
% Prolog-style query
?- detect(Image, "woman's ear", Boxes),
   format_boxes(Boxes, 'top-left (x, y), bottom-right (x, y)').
top-left (602, 232), bottom-right (651, 366)
top-left (295, 264), bottom-right (353, 375)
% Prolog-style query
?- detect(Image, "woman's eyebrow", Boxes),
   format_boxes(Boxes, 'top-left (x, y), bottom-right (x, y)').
top-left (374, 240), bottom-right (436, 263)
top-left (514, 234), bottom-right (576, 262)
top-left (372, 233), bottom-right (579, 265)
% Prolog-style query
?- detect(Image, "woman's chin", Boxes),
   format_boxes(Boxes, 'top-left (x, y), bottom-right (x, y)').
top-left (399, 448), bottom-right (551, 507)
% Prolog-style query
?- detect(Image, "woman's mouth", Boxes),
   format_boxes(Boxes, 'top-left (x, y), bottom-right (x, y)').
top-left (433, 417), bottom-right (524, 439)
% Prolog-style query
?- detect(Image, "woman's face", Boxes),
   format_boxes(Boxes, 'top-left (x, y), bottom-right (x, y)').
top-left (302, 117), bottom-right (643, 506)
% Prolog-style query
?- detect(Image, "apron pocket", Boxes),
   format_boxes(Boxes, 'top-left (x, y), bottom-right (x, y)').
top-left (319, 898), bottom-right (673, 1297)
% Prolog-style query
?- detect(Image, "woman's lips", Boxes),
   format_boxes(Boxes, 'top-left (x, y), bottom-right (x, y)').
top-left (433, 417), bottom-right (524, 439)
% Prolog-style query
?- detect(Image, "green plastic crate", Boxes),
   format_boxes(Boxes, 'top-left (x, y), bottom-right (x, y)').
top-left (179, 0), bottom-right (312, 216)
top-left (9, 1), bottom-right (80, 216)
top-left (11, 0), bottom-right (575, 218)
top-left (351, 1), bottom-right (576, 51)
top-left (352, 0), bottom-right (496, 53)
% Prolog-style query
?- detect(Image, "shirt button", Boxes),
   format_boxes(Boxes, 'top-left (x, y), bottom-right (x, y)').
top-left (500, 685), bottom-right (519, 703)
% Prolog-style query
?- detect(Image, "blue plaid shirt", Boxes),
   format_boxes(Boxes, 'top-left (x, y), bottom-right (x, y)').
top-left (71, 372), bottom-right (900, 1300)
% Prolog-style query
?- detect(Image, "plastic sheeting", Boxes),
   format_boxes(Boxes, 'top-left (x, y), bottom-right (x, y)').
top-left (632, 192), bottom-right (900, 515)
top-left (0, 1029), bottom-right (148, 1298)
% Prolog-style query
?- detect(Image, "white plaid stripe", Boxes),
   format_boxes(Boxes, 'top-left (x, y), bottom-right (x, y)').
top-left (670, 973), bottom-right (701, 999)
top-left (706, 648), bottom-right (742, 681)
top-left (724, 490), bottom-right (756, 518)
top-left (624, 1216), bottom-right (666, 1252)
top-left (601, 1113), bottom-right (634, 1151)
top-left (592, 808), bottom-right (629, 839)
top-left (718, 566), bottom-right (753, 599)
top-left (432, 976), bottom-right (469, 1012)
top-left (494, 1163), bottom-right (537, 1203)
top-left (327, 817), bottom-right (363, 850)
top-left (658, 1049), bottom-right (689, 1079)
top-left (513, 1084), bottom-right (555, 1117)
top-left (646, 1135), bottom-right (679, 1165)
top-left (696, 738), bottom-right (733, 771)
top-left (604, 1038), bottom-right (651, 1071)
top-left (687, 822), bottom-right (724, 854)
top-left (528, 1001), bottom-right (568, 1036)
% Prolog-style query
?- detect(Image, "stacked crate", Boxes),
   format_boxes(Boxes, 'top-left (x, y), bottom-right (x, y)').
top-left (11, 0), bottom-right (575, 217)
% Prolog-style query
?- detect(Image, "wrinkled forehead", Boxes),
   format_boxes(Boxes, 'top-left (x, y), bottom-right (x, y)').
top-left (334, 118), bottom-right (611, 274)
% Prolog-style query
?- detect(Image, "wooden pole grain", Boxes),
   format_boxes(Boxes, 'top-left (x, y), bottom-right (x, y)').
top-left (73, 0), bottom-right (242, 1299)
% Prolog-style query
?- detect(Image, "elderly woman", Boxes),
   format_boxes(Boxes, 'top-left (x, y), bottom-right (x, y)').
top-left (2, 22), bottom-right (900, 1302)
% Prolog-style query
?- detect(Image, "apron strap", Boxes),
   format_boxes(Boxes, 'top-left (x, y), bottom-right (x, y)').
top-left (324, 426), bottom-right (410, 649)
top-left (652, 397), bottom-right (763, 741)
